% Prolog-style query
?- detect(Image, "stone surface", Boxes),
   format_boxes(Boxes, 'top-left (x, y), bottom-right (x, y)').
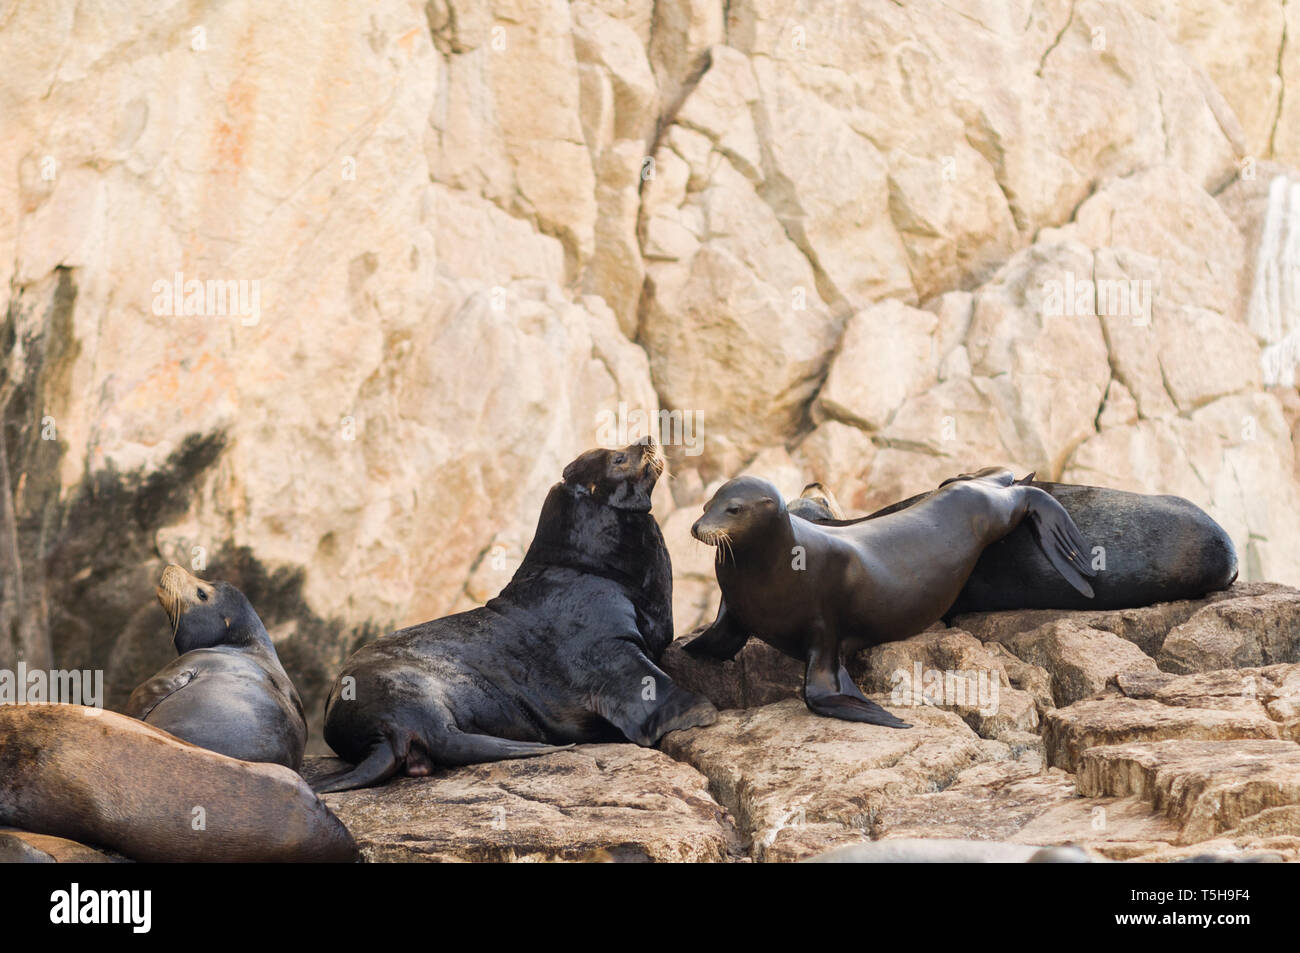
top-left (871, 759), bottom-right (1181, 857)
top-left (306, 746), bottom-right (740, 863)
top-left (860, 628), bottom-right (1043, 745)
top-left (1043, 662), bottom-right (1300, 772)
top-left (1158, 587), bottom-right (1300, 673)
top-left (807, 839), bottom-right (1091, 863)
top-left (659, 630), bottom-right (803, 711)
top-left (815, 301), bottom-right (938, 432)
top-left (1077, 739), bottom-right (1300, 844)
top-left (955, 582), bottom-right (1299, 661)
top-left (984, 619), bottom-right (1162, 707)
top-left (659, 698), bottom-right (1008, 861)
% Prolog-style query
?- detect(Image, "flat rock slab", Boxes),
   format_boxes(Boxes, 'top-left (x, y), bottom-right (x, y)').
top-left (1044, 697), bottom-right (1282, 772)
top-left (1044, 663), bottom-right (1300, 771)
top-left (862, 628), bottom-right (1044, 743)
top-left (1077, 739), bottom-right (1300, 844)
top-left (1117, 663), bottom-right (1300, 730)
top-left (306, 746), bottom-right (740, 862)
top-left (872, 760), bottom-right (1181, 857)
top-left (807, 838), bottom-right (1092, 863)
top-left (1158, 590), bottom-right (1300, 673)
top-left (983, 619), bottom-right (1160, 707)
top-left (659, 698), bottom-right (1012, 861)
top-left (872, 761), bottom-right (1079, 841)
top-left (664, 626), bottom-right (1045, 752)
top-left (953, 582), bottom-right (1297, 662)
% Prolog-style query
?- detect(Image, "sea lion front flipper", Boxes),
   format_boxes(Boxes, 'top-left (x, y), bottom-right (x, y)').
top-left (803, 643), bottom-right (911, 728)
top-left (591, 646), bottom-right (718, 745)
top-left (682, 599), bottom-right (750, 660)
top-left (124, 666), bottom-right (197, 720)
top-left (1022, 487), bottom-right (1098, 598)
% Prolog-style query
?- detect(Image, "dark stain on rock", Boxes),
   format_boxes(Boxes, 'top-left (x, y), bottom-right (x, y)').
top-left (2, 268), bottom-right (382, 757)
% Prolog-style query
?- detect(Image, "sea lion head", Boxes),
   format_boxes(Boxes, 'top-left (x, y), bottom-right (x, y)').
top-left (561, 437), bottom-right (665, 512)
top-left (156, 564), bottom-right (265, 653)
top-left (789, 481), bottom-right (844, 521)
top-left (692, 477), bottom-right (786, 555)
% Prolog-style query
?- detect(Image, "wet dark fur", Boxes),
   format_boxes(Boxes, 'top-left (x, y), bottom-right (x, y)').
top-left (315, 443), bottom-right (716, 793)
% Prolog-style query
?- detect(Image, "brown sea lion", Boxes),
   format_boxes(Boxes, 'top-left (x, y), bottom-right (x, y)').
top-left (0, 704), bottom-right (355, 862)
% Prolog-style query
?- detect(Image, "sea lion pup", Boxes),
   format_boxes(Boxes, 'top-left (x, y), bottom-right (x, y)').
top-left (125, 565), bottom-right (306, 770)
top-left (685, 468), bottom-right (1096, 725)
top-left (314, 440), bottom-right (718, 793)
top-left (0, 705), bottom-right (355, 863)
top-left (804, 470), bottom-right (1238, 612)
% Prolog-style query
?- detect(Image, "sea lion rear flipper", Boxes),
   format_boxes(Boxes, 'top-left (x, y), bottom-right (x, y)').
top-left (435, 732), bottom-right (575, 767)
top-left (1023, 487), bottom-right (1097, 598)
top-left (803, 645), bottom-right (911, 728)
top-left (312, 732), bottom-right (573, 793)
top-left (124, 667), bottom-right (197, 720)
top-left (682, 600), bottom-right (750, 660)
top-left (312, 743), bottom-right (401, 794)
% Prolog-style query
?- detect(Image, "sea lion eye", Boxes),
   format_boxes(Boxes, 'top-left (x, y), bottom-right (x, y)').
top-left (726, 504), bottom-right (741, 515)
top-left (197, 589), bottom-right (208, 601)
top-left (614, 454), bottom-right (627, 465)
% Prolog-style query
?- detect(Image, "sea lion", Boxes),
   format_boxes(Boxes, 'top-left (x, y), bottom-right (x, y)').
top-left (786, 482), bottom-right (845, 521)
top-left (796, 473), bottom-right (1237, 612)
top-left (685, 468), bottom-right (1096, 725)
top-left (124, 565), bottom-right (306, 770)
top-left (0, 829), bottom-right (117, 863)
top-left (314, 440), bottom-right (718, 793)
top-left (0, 704), bottom-right (356, 862)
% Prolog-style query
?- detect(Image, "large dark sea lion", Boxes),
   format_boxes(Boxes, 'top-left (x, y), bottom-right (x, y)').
top-left (0, 704), bottom-right (355, 862)
top-left (124, 565), bottom-right (306, 770)
top-left (794, 474), bottom-right (1238, 613)
top-left (685, 468), bottom-right (1096, 725)
top-left (314, 440), bottom-right (718, 793)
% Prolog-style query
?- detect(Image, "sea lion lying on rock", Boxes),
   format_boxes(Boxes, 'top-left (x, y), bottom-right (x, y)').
top-left (314, 440), bottom-right (718, 793)
top-left (686, 468), bottom-right (1097, 725)
top-left (0, 704), bottom-right (355, 862)
top-left (791, 472), bottom-right (1238, 612)
top-left (125, 565), bottom-right (307, 770)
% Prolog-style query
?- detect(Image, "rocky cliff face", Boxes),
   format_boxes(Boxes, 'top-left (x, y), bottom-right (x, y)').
top-left (2, 1), bottom-right (1298, 751)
